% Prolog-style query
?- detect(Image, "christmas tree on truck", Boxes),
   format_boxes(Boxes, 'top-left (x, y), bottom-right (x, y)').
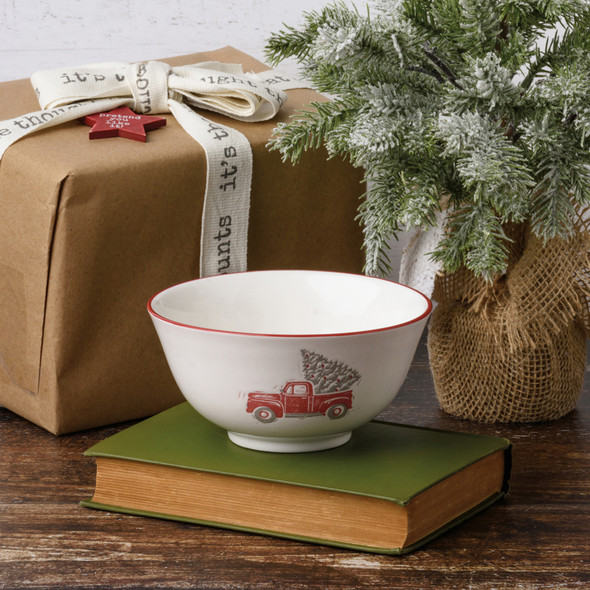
top-left (301, 349), bottom-right (361, 393)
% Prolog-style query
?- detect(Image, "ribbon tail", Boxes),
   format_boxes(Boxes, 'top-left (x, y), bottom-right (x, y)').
top-left (0, 98), bottom-right (128, 160)
top-left (168, 99), bottom-right (253, 278)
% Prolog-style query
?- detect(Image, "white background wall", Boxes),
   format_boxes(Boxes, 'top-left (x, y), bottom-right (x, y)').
top-left (0, 0), bottom-right (405, 275)
top-left (0, 0), bottom-right (340, 82)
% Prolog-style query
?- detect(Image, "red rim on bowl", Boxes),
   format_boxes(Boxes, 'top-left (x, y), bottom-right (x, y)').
top-left (147, 270), bottom-right (433, 338)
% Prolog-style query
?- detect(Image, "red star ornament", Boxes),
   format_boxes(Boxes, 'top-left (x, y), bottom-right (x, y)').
top-left (81, 106), bottom-right (166, 142)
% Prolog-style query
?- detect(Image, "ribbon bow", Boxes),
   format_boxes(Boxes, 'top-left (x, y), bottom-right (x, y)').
top-left (32, 60), bottom-right (289, 122)
top-left (0, 60), bottom-right (304, 276)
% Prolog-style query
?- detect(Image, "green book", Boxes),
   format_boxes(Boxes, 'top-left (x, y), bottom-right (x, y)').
top-left (82, 403), bottom-right (511, 554)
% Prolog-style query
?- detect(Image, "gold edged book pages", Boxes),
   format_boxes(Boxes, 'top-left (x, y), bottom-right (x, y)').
top-left (82, 403), bottom-right (512, 554)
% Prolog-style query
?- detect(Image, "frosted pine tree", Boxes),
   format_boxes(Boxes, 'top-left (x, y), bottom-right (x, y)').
top-left (266, 0), bottom-right (590, 281)
top-left (301, 349), bottom-right (361, 392)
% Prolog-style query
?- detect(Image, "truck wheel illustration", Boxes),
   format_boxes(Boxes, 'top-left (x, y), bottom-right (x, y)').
top-left (326, 404), bottom-right (349, 419)
top-left (253, 406), bottom-right (277, 423)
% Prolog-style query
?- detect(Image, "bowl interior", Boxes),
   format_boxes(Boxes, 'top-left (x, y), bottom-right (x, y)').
top-left (149, 271), bottom-right (431, 336)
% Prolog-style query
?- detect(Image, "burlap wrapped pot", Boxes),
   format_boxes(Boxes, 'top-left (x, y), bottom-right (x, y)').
top-left (428, 222), bottom-right (590, 423)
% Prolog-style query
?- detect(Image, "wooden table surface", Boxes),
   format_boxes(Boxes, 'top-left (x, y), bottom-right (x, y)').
top-left (1, 335), bottom-right (589, 590)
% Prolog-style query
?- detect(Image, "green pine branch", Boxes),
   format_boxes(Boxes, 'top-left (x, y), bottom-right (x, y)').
top-left (266, 0), bottom-right (590, 280)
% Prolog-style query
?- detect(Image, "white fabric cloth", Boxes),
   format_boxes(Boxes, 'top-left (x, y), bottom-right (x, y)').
top-left (399, 210), bottom-right (447, 298)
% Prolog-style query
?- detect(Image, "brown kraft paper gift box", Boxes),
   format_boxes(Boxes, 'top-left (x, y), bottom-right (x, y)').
top-left (0, 47), bottom-right (365, 434)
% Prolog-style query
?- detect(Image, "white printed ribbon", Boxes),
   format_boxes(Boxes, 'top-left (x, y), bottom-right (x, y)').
top-left (0, 61), bottom-right (304, 277)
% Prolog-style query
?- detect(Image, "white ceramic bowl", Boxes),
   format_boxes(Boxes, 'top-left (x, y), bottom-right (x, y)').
top-left (148, 270), bottom-right (431, 453)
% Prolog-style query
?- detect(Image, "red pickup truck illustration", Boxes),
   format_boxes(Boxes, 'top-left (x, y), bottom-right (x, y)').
top-left (246, 380), bottom-right (353, 423)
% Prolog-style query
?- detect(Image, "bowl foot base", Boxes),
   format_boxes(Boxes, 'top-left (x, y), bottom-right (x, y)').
top-left (227, 431), bottom-right (352, 453)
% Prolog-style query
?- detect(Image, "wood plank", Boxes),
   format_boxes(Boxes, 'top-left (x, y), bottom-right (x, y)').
top-left (1, 336), bottom-right (588, 589)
